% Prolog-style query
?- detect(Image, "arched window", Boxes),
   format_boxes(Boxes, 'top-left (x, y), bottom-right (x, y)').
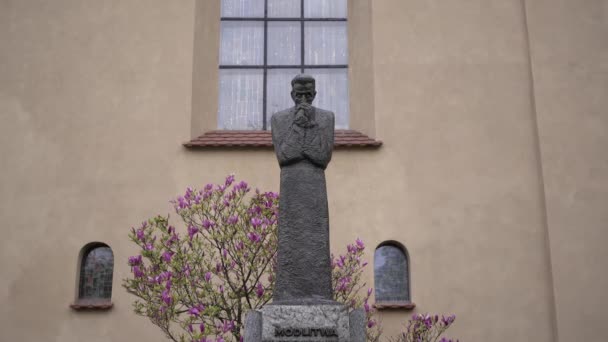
top-left (374, 242), bottom-right (414, 308)
top-left (72, 243), bottom-right (114, 309)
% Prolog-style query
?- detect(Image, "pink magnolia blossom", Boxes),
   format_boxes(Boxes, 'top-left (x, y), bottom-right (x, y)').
top-left (255, 283), bottom-right (264, 298)
top-left (235, 240), bottom-right (244, 250)
top-left (161, 289), bottom-right (172, 305)
top-left (161, 251), bottom-right (174, 263)
top-left (188, 225), bottom-right (199, 240)
top-left (188, 307), bottom-right (200, 317)
top-left (160, 271), bottom-right (172, 281)
top-left (132, 266), bottom-right (144, 278)
top-left (136, 229), bottom-right (145, 242)
top-left (250, 217), bottom-right (262, 228)
top-left (202, 219), bottom-right (214, 230)
top-left (166, 233), bottom-right (179, 246)
top-left (128, 255), bottom-right (142, 266)
top-left (355, 238), bottom-right (365, 250)
top-left (247, 232), bottom-right (261, 243)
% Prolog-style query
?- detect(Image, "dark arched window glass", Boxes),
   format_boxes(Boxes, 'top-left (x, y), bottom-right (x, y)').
top-left (78, 243), bottom-right (114, 301)
top-left (374, 242), bottom-right (410, 303)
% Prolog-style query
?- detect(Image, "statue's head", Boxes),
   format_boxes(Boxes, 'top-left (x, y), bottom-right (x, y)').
top-left (291, 74), bottom-right (316, 106)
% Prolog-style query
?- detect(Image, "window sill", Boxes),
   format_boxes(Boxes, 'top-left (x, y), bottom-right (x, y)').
top-left (373, 301), bottom-right (416, 311)
top-left (183, 130), bottom-right (382, 149)
top-left (70, 299), bottom-right (113, 311)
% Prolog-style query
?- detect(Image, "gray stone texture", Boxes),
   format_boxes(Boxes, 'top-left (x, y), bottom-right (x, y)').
top-left (245, 306), bottom-right (368, 342)
top-left (271, 104), bottom-right (335, 304)
top-left (245, 310), bottom-right (263, 342)
top-left (261, 305), bottom-right (349, 342)
top-left (348, 309), bottom-right (367, 342)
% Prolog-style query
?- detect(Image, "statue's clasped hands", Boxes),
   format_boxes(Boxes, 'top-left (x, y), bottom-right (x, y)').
top-left (294, 103), bottom-right (314, 128)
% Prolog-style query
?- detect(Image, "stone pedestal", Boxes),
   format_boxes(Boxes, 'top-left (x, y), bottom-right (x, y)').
top-left (244, 305), bottom-right (366, 342)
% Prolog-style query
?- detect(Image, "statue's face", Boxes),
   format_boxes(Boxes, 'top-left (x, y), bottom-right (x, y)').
top-left (291, 82), bottom-right (316, 105)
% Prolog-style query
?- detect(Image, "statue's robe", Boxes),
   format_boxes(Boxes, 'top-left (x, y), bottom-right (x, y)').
top-left (271, 106), bottom-right (335, 304)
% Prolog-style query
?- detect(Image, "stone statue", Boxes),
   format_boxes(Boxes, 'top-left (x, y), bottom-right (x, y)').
top-left (244, 75), bottom-right (365, 342)
top-left (270, 74), bottom-right (335, 304)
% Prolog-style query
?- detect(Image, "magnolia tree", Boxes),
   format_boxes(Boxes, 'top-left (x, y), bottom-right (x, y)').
top-left (123, 175), bottom-right (381, 342)
top-left (390, 313), bottom-right (458, 342)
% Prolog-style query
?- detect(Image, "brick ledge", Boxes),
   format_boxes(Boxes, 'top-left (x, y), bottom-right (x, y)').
top-left (184, 130), bottom-right (382, 148)
top-left (70, 300), bottom-right (113, 311)
top-left (373, 301), bottom-right (416, 310)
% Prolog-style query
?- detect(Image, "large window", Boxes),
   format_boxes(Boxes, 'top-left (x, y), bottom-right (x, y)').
top-left (218, 0), bottom-right (349, 130)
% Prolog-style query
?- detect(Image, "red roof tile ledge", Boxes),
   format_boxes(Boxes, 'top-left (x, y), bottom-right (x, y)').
top-left (70, 299), bottom-right (113, 311)
top-left (184, 130), bottom-right (382, 148)
top-left (373, 301), bottom-right (416, 310)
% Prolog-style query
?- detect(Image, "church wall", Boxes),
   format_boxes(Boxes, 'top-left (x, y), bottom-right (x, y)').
top-left (0, 0), bottom-right (606, 341)
top-left (525, 1), bottom-right (608, 341)
top-left (0, 1), bottom-right (201, 341)
top-left (362, 0), bottom-right (555, 340)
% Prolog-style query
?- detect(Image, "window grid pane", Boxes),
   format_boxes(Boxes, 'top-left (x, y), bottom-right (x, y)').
top-left (304, 0), bottom-right (347, 18)
top-left (218, 69), bottom-right (264, 130)
top-left (305, 22), bottom-right (348, 65)
top-left (219, 0), bottom-right (348, 130)
top-left (221, 0), bottom-right (264, 17)
top-left (268, 0), bottom-right (300, 18)
top-left (268, 22), bottom-right (301, 65)
top-left (220, 21), bottom-right (264, 65)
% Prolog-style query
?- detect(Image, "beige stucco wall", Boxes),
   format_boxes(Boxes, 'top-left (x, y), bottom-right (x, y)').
top-left (0, 1), bottom-right (200, 341)
top-left (526, 1), bottom-right (608, 341)
top-left (1, 0), bottom-right (606, 341)
top-left (364, 1), bottom-right (555, 340)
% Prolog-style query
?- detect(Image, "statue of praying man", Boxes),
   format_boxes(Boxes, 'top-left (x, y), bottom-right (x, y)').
top-left (271, 74), bottom-right (336, 305)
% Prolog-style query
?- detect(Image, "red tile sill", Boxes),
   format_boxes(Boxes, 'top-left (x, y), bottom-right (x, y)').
top-left (70, 299), bottom-right (113, 311)
top-left (184, 130), bottom-right (382, 148)
top-left (373, 301), bottom-right (416, 310)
